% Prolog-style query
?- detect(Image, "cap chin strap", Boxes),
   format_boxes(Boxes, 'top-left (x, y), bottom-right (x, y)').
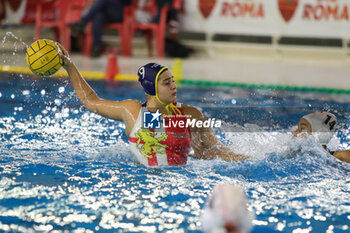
top-left (153, 66), bottom-right (181, 115)
top-left (156, 95), bottom-right (181, 115)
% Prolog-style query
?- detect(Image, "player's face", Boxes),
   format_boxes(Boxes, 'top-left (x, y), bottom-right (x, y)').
top-left (157, 70), bottom-right (177, 104)
top-left (293, 118), bottom-right (312, 137)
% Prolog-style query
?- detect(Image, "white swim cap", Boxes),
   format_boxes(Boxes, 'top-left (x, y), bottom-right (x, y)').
top-left (302, 112), bottom-right (337, 146)
top-left (201, 184), bottom-right (254, 233)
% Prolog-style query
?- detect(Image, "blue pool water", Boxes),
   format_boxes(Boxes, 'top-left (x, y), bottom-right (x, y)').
top-left (0, 73), bottom-right (349, 233)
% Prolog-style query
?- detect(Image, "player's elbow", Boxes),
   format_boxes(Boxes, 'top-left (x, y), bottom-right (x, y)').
top-left (82, 96), bottom-right (101, 113)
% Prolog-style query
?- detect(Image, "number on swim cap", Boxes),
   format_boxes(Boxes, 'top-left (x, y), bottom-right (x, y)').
top-left (138, 67), bottom-right (145, 80)
top-left (324, 115), bottom-right (336, 131)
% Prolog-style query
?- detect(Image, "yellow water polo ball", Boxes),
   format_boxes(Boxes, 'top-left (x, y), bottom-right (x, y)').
top-left (26, 39), bottom-right (63, 77)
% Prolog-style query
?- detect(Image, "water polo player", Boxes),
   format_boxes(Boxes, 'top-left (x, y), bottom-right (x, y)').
top-left (201, 184), bottom-right (254, 233)
top-left (294, 112), bottom-right (350, 163)
top-left (58, 44), bottom-right (246, 166)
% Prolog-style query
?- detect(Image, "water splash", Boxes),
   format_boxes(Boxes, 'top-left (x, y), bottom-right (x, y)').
top-left (1, 32), bottom-right (28, 68)
top-left (2, 31), bottom-right (28, 48)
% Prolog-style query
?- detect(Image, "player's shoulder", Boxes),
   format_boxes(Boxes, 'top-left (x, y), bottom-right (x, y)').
top-left (333, 150), bottom-right (350, 157)
top-left (119, 99), bottom-right (142, 111)
top-left (333, 150), bottom-right (350, 163)
top-left (181, 104), bottom-right (204, 119)
top-left (120, 99), bottom-right (142, 106)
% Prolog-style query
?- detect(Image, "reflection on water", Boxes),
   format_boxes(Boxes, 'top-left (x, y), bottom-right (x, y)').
top-left (0, 75), bottom-right (349, 232)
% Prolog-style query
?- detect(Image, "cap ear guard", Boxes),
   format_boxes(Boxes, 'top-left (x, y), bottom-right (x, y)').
top-left (302, 112), bottom-right (337, 145)
top-left (137, 63), bottom-right (168, 96)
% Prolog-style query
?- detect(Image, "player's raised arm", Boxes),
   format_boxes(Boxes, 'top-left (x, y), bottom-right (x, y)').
top-left (57, 43), bottom-right (140, 134)
top-left (58, 44), bottom-right (99, 110)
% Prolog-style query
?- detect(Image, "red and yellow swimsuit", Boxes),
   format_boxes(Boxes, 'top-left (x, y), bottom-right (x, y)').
top-left (129, 103), bottom-right (191, 166)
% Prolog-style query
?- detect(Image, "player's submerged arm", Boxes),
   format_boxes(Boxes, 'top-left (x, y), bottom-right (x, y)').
top-left (183, 105), bottom-right (247, 162)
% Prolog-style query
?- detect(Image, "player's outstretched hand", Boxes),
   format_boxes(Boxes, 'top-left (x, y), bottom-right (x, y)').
top-left (56, 42), bottom-right (72, 69)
